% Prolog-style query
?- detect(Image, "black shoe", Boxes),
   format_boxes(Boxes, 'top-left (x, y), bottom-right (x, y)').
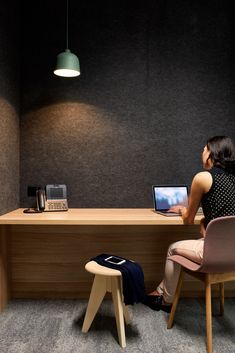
top-left (142, 294), bottom-right (172, 313)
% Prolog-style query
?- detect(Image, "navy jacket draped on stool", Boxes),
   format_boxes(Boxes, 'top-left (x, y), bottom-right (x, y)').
top-left (91, 254), bottom-right (145, 305)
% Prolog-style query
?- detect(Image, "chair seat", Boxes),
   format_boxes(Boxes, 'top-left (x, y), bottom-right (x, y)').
top-left (169, 255), bottom-right (202, 271)
top-left (85, 260), bottom-right (122, 276)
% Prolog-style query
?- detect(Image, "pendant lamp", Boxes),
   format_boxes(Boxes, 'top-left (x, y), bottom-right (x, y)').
top-left (54, 0), bottom-right (80, 77)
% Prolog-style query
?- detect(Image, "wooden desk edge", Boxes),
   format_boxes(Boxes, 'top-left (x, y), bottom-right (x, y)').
top-left (0, 208), bottom-right (202, 225)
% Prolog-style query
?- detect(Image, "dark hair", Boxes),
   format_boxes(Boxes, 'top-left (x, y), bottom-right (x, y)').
top-left (207, 136), bottom-right (235, 173)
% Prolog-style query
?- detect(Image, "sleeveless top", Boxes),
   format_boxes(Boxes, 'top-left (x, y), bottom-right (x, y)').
top-left (201, 167), bottom-right (235, 227)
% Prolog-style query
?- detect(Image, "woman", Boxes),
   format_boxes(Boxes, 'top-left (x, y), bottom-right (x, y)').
top-left (143, 136), bottom-right (235, 312)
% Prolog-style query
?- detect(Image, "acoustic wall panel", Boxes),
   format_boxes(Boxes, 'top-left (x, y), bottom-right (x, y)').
top-left (0, 1), bottom-right (20, 215)
top-left (20, 0), bottom-right (234, 208)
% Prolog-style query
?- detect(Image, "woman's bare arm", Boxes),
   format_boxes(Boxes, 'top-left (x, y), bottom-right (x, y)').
top-left (181, 171), bottom-right (212, 224)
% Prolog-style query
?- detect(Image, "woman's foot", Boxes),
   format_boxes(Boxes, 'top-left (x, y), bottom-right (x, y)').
top-left (148, 290), bottom-right (161, 296)
top-left (142, 294), bottom-right (172, 313)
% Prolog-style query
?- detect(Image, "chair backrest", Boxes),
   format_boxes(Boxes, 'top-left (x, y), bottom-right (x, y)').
top-left (200, 216), bottom-right (235, 273)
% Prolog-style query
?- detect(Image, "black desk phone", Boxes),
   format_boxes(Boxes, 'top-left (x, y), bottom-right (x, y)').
top-left (24, 184), bottom-right (68, 213)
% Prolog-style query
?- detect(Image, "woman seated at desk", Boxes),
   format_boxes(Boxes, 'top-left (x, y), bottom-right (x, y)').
top-left (143, 135), bottom-right (235, 312)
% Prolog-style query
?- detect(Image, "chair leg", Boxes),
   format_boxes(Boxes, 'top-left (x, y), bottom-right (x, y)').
top-left (82, 275), bottom-right (107, 333)
top-left (219, 282), bottom-right (224, 316)
top-left (205, 277), bottom-right (213, 353)
top-left (111, 277), bottom-right (126, 348)
top-left (167, 269), bottom-right (184, 329)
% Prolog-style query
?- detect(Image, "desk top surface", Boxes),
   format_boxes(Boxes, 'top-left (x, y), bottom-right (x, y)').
top-left (0, 208), bottom-right (202, 225)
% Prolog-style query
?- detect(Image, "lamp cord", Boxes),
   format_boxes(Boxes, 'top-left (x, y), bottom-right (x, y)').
top-left (66, 0), bottom-right (69, 49)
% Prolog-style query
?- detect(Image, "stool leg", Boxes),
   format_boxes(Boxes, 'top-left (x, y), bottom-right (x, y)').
top-left (119, 277), bottom-right (131, 325)
top-left (111, 277), bottom-right (126, 348)
top-left (82, 275), bottom-right (107, 333)
top-left (123, 304), bottom-right (131, 325)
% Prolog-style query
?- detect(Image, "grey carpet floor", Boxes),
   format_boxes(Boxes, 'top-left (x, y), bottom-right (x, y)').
top-left (0, 299), bottom-right (234, 353)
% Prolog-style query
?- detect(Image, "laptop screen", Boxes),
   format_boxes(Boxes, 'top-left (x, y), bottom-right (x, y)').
top-left (153, 185), bottom-right (188, 211)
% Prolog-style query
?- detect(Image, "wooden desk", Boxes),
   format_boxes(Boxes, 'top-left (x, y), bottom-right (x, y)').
top-left (0, 208), bottom-right (201, 225)
top-left (0, 208), bottom-right (231, 312)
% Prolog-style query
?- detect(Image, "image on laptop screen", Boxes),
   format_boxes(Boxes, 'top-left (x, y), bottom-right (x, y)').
top-left (153, 185), bottom-right (188, 215)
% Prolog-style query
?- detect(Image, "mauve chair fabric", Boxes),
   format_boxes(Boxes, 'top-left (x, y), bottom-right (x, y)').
top-left (169, 216), bottom-right (235, 273)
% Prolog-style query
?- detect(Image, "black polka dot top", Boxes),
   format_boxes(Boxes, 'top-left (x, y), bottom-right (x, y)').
top-left (201, 167), bottom-right (235, 227)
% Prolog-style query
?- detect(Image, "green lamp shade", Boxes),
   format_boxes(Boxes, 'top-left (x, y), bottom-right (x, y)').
top-left (54, 49), bottom-right (80, 77)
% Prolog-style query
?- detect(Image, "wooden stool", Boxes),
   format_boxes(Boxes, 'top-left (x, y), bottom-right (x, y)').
top-left (82, 260), bottom-right (131, 348)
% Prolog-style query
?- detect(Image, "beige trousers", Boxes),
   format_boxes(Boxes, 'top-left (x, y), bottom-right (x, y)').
top-left (157, 238), bottom-right (204, 303)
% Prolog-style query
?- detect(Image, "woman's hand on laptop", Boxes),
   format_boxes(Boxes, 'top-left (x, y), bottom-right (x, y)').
top-left (168, 205), bottom-right (187, 215)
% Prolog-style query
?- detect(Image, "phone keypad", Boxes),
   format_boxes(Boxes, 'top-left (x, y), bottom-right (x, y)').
top-left (46, 200), bottom-right (68, 211)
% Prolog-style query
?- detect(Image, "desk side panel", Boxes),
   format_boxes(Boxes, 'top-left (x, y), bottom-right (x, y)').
top-left (0, 225), bottom-right (11, 309)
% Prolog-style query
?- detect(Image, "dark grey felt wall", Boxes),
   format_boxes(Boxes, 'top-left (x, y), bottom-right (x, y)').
top-left (20, 0), bottom-right (234, 208)
top-left (0, 2), bottom-right (19, 215)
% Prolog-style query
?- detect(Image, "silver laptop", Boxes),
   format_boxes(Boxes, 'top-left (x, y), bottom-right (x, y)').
top-left (152, 185), bottom-right (188, 216)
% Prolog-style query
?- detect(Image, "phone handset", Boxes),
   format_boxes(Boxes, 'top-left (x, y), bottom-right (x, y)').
top-left (36, 189), bottom-right (45, 211)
